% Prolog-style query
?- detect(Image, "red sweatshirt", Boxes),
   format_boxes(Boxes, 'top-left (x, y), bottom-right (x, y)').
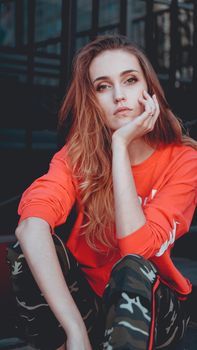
top-left (18, 143), bottom-right (197, 297)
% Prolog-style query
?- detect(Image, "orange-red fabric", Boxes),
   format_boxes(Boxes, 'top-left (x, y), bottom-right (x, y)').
top-left (18, 144), bottom-right (197, 296)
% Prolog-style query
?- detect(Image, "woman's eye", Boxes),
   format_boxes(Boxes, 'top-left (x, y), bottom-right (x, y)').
top-left (126, 77), bottom-right (137, 84)
top-left (96, 84), bottom-right (111, 92)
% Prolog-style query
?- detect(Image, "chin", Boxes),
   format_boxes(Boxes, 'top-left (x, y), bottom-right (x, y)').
top-left (109, 116), bottom-right (135, 130)
top-left (117, 117), bottom-right (133, 126)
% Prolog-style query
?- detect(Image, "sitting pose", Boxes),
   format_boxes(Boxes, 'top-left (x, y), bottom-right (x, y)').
top-left (9, 35), bottom-right (197, 350)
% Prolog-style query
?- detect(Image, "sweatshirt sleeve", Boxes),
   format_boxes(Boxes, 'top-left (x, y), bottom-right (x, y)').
top-left (18, 145), bottom-right (77, 228)
top-left (118, 149), bottom-right (197, 259)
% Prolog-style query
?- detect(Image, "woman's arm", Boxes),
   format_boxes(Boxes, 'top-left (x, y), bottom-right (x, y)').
top-left (112, 92), bottom-right (159, 239)
top-left (116, 148), bottom-right (197, 259)
top-left (112, 140), bottom-right (146, 237)
top-left (16, 217), bottom-right (92, 350)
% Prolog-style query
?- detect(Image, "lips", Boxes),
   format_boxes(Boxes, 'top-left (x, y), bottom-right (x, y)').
top-left (114, 106), bottom-right (132, 115)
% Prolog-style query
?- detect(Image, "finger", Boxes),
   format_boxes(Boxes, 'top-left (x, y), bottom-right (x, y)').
top-left (143, 90), bottom-right (154, 104)
top-left (138, 95), bottom-right (147, 106)
top-left (139, 95), bottom-right (154, 116)
top-left (145, 95), bottom-right (160, 132)
top-left (152, 94), bottom-right (160, 117)
top-left (144, 99), bottom-right (154, 116)
top-left (141, 94), bottom-right (158, 122)
top-left (143, 91), bottom-right (156, 115)
top-left (150, 95), bottom-right (160, 127)
top-left (138, 97), bottom-right (152, 119)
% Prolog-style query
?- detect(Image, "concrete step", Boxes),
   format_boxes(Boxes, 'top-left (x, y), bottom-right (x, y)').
top-left (0, 339), bottom-right (33, 349)
top-left (173, 257), bottom-right (197, 324)
top-left (173, 257), bottom-right (197, 285)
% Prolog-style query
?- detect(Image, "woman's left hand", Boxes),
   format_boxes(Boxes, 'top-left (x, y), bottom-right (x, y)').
top-left (112, 91), bottom-right (160, 147)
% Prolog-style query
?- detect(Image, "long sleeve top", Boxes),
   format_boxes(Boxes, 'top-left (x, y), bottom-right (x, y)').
top-left (18, 143), bottom-right (197, 297)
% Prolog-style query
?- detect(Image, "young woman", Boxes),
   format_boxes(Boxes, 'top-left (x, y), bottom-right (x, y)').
top-left (9, 35), bottom-right (197, 350)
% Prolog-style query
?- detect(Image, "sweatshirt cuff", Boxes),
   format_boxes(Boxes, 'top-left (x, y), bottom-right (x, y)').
top-left (18, 205), bottom-right (56, 229)
top-left (117, 223), bottom-right (154, 258)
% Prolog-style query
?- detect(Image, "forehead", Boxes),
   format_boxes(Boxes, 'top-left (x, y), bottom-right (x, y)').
top-left (89, 49), bottom-right (142, 80)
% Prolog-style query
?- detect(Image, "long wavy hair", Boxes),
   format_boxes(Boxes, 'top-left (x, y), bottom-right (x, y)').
top-left (59, 35), bottom-right (197, 251)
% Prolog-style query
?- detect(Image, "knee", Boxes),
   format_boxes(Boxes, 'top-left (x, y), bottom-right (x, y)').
top-left (104, 254), bottom-right (158, 300)
top-left (112, 254), bottom-right (157, 279)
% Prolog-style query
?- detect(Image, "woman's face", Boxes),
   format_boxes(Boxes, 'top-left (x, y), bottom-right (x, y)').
top-left (89, 49), bottom-right (148, 130)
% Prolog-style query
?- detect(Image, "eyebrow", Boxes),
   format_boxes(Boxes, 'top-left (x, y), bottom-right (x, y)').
top-left (92, 69), bottom-right (139, 83)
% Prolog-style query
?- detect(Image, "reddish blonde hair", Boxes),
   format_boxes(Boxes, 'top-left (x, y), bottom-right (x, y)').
top-left (59, 35), bottom-right (197, 251)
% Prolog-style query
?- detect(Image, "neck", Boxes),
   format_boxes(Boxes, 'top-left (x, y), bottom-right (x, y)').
top-left (128, 138), bottom-right (156, 166)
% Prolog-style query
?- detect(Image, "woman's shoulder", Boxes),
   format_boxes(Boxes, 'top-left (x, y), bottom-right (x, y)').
top-left (51, 143), bottom-right (69, 161)
top-left (49, 144), bottom-right (73, 172)
top-left (158, 143), bottom-right (197, 184)
top-left (172, 143), bottom-right (197, 164)
top-left (159, 143), bottom-right (197, 162)
top-left (155, 143), bottom-right (197, 181)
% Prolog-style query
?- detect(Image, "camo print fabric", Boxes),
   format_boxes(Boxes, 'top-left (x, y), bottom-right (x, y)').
top-left (7, 234), bottom-right (103, 350)
top-left (7, 240), bottom-right (190, 350)
top-left (102, 254), bottom-right (158, 350)
top-left (154, 282), bottom-right (190, 349)
top-left (102, 254), bottom-right (190, 350)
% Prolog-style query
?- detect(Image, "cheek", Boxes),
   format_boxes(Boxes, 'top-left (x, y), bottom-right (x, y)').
top-left (131, 88), bottom-right (145, 111)
top-left (128, 86), bottom-right (143, 99)
top-left (130, 96), bottom-right (144, 116)
top-left (97, 95), bottom-right (110, 114)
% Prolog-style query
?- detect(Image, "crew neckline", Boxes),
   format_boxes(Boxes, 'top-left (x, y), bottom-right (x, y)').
top-left (131, 147), bottom-right (162, 171)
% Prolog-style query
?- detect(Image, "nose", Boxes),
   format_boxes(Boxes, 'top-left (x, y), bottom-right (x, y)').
top-left (114, 87), bottom-right (126, 103)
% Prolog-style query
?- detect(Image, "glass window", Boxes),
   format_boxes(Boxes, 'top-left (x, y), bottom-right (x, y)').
top-left (33, 75), bottom-right (59, 86)
top-left (99, 0), bottom-right (120, 27)
top-left (156, 11), bottom-right (170, 73)
top-left (23, 0), bottom-right (28, 45)
top-left (127, 0), bottom-right (146, 45)
top-left (75, 35), bottom-right (90, 51)
top-left (0, 1), bottom-right (15, 47)
top-left (178, 0), bottom-right (191, 4)
top-left (37, 42), bottom-right (61, 55)
top-left (35, 0), bottom-right (61, 43)
top-left (153, 2), bottom-right (169, 12)
top-left (177, 5), bottom-right (194, 83)
top-left (132, 20), bottom-right (146, 48)
top-left (98, 27), bottom-right (119, 36)
top-left (33, 54), bottom-right (60, 87)
top-left (76, 0), bottom-right (92, 32)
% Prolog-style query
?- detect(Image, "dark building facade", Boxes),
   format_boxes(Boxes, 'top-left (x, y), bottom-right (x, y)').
top-left (0, 0), bottom-right (196, 134)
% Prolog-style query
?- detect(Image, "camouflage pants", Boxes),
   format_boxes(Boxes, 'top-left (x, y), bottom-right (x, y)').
top-left (7, 235), bottom-right (190, 350)
top-left (103, 254), bottom-right (190, 350)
